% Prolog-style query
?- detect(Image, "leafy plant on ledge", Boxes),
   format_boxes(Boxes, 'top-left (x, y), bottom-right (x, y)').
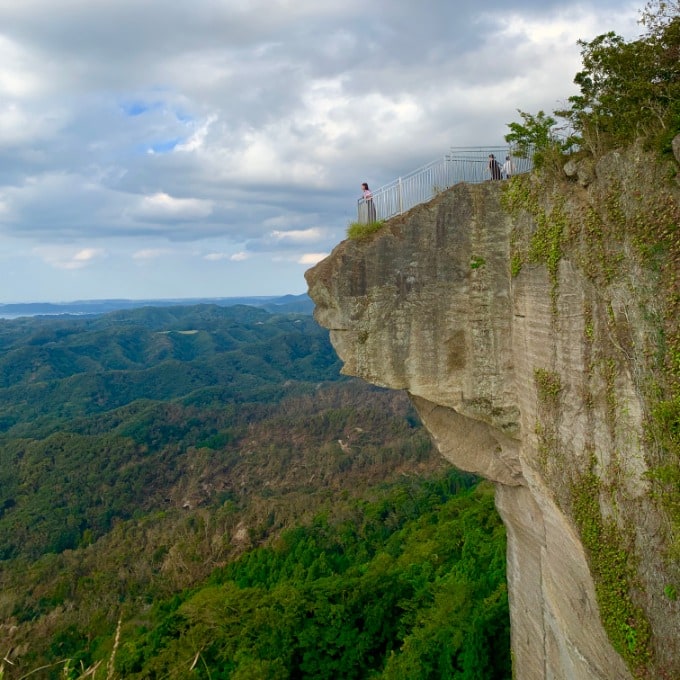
top-left (347, 220), bottom-right (385, 240)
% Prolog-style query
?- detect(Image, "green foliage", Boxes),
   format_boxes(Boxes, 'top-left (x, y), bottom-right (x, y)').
top-left (501, 176), bottom-right (568, 307)
top-left (572, 469), bottom-right (652, 673)
top-left (504, 110), bottom-right (572, 168)
top-left (506, 3), bottom-right (680, 159)
top-left (0, 307), bottom-right (352, 561)
top-left (470, 255), bottom-right (486, 269)
top-left (527, 198), bottom-right (568, 300)
top-left (533, 369), bottom-right (562, 409)
top-left (0, 306), bottom-right (345, 439)
top-left (112, 477), bottom-right (510, 679)
top-left (563, 7), bottom-right (680, 154)
top-left (0, 304), bottom-right (499, 678)
top-left (510, 252), bottom-right (523, 278)
top-left (347, 220), bottom-right (385, 240)
top-left (648, 395), bottom-right (680, 557)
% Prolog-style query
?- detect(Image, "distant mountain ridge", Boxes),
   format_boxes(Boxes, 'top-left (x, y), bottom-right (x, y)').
top-left (0, 303), bottom-right (339, 439)
top-left (0, 293), bottom-right (314, 318)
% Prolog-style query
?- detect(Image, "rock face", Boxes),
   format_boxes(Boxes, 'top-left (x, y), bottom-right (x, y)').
top-left (306, 152), bottom-right (680, 679)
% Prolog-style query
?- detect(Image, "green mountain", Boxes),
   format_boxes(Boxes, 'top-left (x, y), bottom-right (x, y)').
top-left (0, 304), bottom-right (509, 679)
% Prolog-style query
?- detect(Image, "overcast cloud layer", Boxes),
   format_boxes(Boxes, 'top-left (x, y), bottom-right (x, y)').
top-left (0, 0), bottom-right (641, 302)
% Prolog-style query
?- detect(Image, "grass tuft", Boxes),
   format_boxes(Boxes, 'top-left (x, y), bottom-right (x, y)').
top-left (347, 220), bottom-right (385, 240)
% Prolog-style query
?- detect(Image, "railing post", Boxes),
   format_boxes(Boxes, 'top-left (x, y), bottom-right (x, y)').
top-left (398, 177), bottom-right (403, 215)
top-left (357, 199), bottom-right (367, 224)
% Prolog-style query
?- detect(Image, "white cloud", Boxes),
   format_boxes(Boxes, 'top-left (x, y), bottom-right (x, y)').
top-left (176, 114), bottom-right (217, 152)
top-left (271, 228), bottom-right (324, 243)
top-left (0, 102), bottom-right (66, 148)
top-left (130, 192), bottom-right (214, 222)
top-left (0, 0), bottom-right (643, 302)
top-left (0, 35), bottom-right (43, 98)
top-left (34, 246), bottom-right (106, 270)
top-left (73, 248), bottom-right (102, 262)
top-left (298, 252), bottom-right (328, 265)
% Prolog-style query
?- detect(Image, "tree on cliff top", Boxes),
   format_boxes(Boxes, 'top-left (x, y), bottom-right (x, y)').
top-left (506, 0), bottom-right (680, 161)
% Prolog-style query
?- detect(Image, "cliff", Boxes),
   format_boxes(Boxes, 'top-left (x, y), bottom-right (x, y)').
top-left (305, 144), bottom-right (680, 679)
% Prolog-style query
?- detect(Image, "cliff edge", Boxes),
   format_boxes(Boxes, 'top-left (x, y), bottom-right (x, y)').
top-left (305, 145), bottom-right (680, 679)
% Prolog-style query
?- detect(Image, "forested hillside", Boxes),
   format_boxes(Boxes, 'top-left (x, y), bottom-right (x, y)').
top-left (0, 305), bottom-right (509, 678)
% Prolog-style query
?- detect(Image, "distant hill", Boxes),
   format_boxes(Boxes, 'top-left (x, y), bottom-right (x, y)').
top-left (0, 303), bottom-right (339, 438)
top-left (0, 293), bottom-right (314, 319)
top-left (0, 303), bottom-right (509, 679)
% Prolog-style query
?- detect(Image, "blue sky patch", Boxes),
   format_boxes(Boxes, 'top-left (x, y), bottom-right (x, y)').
top-left (121, 100), bottom-right (160, 116)
top-left (149, 138), bottom-right (183, 154)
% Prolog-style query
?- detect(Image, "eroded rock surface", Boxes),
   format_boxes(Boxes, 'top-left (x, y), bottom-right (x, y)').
top-left (306, 157), bottom-right (680, 678)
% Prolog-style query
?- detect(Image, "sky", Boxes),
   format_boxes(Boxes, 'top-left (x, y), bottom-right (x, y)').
top-left (0, 0), bottom-right (643, 302)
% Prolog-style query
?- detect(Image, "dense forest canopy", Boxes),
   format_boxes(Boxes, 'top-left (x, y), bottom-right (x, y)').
top-left (0, 305), bottom-right (510, 679)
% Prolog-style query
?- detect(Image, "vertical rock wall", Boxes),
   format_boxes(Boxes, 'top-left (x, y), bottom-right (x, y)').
top-left (305, 157), bottom-right (680, 678)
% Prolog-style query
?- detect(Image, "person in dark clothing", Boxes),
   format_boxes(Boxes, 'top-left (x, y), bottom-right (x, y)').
top-left (488, 154), bottom-right (502, 180)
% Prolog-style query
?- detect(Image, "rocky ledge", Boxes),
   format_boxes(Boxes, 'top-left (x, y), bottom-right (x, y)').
top-left (306, 147), bottom-right (680, 679)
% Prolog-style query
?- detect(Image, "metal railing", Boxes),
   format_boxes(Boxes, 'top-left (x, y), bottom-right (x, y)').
top-left (357, 146), bottom-right (533, 223)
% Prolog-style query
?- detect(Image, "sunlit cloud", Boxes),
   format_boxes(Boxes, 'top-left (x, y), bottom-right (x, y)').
top-left (0, 35), bottom-right (43, 98)
top-left (130, 192), bottom-right (214, 222)
top-left (176, 114), bottom-right (216, 152)
top-left (298, 252), bottom-right (328, 265)
top-left (271, 228), bottom-right (324, 243)
top-left (34, 246), bottom-right (106, 270)
top-left (73, 248), bottom-right (102, 262)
